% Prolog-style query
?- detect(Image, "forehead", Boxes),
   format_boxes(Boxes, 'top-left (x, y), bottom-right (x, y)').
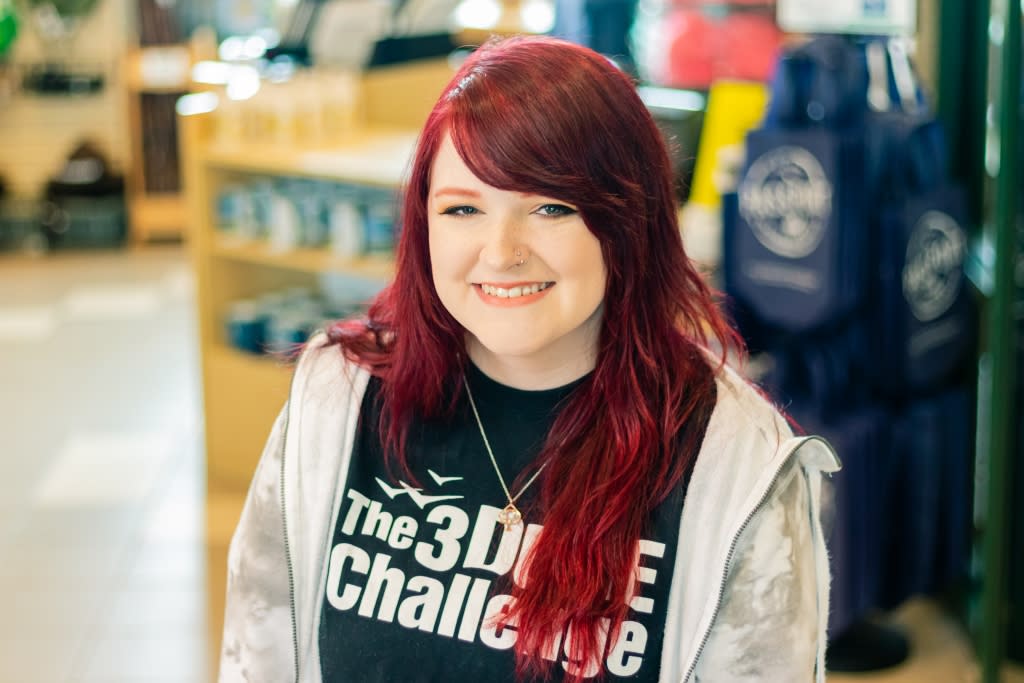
top-left (429, 134), bottom-right (483, 186)
top-left (426, 132), bottom-right (557, 203)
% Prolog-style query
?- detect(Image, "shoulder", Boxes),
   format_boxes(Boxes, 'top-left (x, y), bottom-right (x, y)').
top-left (704, 359), bottom-right (795, 463)
top-left (678, 354), bottom-right (806, 529)
top-left (291, 331), bottom-right (372, 405)
top-left (704, 360), bottom-right (840, 477)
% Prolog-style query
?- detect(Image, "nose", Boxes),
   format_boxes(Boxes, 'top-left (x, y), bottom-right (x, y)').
top-left (479, 216), bottom-right (528, 270)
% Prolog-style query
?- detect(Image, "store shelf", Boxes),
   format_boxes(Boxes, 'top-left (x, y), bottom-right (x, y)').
top-left (211, 232), bottom-right (395, 277)
top-left (200, 128), bottom-right (419, 185)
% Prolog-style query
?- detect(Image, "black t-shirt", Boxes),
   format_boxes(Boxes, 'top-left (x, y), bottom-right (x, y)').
top-left (319, 364), bottom-right (712, 682)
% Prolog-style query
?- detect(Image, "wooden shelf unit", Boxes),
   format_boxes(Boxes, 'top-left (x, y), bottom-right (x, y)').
top-left (180, 60), bottom-right (452, 493)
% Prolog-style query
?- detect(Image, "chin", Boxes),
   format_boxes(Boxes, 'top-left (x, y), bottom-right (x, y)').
top-left (476, 340), bottom-right (548, 360)
top-left (468, 333), bottom-right (550, 362)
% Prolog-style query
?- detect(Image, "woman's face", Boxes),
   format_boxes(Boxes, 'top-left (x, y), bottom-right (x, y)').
top-left (427, 134), bottom-right (607, 389)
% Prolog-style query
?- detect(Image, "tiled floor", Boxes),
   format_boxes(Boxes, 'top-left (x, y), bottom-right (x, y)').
top-left (0, 246), bottom-right (1021, 682)
top-left (0, 248), bottom-right (206, 683)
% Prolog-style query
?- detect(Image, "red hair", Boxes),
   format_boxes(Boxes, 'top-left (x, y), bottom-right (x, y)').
top-left (327, 36), bottom-right (741, 680)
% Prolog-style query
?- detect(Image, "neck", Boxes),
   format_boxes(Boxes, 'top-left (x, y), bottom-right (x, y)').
top-left (466, 338), bottom-right (597, 390)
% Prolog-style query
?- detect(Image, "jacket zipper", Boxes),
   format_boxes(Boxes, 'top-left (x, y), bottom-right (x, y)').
top-left (279, 392), bottom-right (300, 682)
top-left (279, 336), bottom-right (354, 682)
top-left (680, 440), bottom-right (809, 683)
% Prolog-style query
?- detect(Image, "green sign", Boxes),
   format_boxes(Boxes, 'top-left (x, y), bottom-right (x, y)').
top-left (0, 0), bottom-right (17, 59)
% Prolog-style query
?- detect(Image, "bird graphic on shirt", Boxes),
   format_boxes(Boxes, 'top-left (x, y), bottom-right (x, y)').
top-left (428, 469), bottom-right (463, 486)
top-left (375, 477), bottom-right (464, 509)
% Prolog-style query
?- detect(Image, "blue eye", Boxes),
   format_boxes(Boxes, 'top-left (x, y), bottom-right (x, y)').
top-left (537, 204), bottom-right (577, 217)
top-left (440, 205), bottom-right (479, 217)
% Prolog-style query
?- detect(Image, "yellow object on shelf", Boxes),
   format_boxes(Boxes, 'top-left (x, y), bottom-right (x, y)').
top-left (688, 80), bottom-right (770, 210)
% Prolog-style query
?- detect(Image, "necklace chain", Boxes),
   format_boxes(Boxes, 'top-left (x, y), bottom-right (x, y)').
top-left (462, 375), bottom-right (547, 530)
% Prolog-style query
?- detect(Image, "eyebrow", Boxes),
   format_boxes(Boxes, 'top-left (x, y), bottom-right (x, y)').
top-left (432, 187), bottom-right (481, 199)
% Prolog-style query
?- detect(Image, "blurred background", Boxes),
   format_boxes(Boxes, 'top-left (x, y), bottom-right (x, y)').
top-left (0, 0), bottom-right (1021, 681)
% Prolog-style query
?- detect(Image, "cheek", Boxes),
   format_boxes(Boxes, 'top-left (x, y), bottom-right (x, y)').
top-left (427, 231), bottom-right (470, 308)
top-left (567, 237), bottom-right (607, 297)
top-left (430, 228), bottom-right (477, 277)
top-left (427, 227), bottom-right (448, 285)
top-left (427, 224), bottom-right (441, 268)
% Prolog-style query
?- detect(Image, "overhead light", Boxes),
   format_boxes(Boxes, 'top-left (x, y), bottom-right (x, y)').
top-left (454, 0), bottom-right (501, 29)
top-left (219, 36), bottom-right (246, 62)
top-left (176, 91), bottom-right (220, 116)
top-left (192, 60), bottom-right (232, 85)
top-left (520, 0), bottom-right (554, 34)
top-left (226, 65), bottom-right (261, 101)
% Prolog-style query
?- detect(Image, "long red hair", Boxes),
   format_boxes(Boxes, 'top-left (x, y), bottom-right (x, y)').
top-left (327, 36), bottom-right (741, 680)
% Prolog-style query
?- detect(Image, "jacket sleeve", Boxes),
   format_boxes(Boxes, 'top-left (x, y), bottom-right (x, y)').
top-left (218, 404), bottom-right (298, 683)
top-left (693, 459), bottom-right (823, 682)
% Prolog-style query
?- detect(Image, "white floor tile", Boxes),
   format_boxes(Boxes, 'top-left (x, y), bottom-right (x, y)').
top-left (0, 541), bottom-right (131, 585)
top-left (143, 493), bottom-right (204, 543)
top-left (0, 636), bottom-right (85, 683)
top-left (6, 507), bottom-right (140, 549)
top-left (0, 305), bottom-right (57, 341)
top-left (98, 586), bottom-right (207, 631)
top-left (163, 266), bottom-right (196, 301)
top-left (0, 587), bottom-right (110, 633)
top-left (33, 432), bottom-right (173, 507)
top-left (125, 539), bottom-right (207, 589)
top-left (63, 284), bottom-right (163, 320)
top-left (78, 632), bottom-right (209, 682)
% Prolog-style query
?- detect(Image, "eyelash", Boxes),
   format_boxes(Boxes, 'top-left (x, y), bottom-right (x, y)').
top-left (440, 205), bottom-right (479, 217)
top-left (438, 204), bottom-right (577, 217)
top-left (536, 204), bottom-right (577, 217)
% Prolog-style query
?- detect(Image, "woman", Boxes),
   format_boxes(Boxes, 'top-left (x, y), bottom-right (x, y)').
top-left (220, 36), bottom-right (840, 682)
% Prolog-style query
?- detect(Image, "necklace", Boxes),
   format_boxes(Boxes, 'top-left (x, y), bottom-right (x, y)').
top-left (462, 375), bottom-right (547, 531)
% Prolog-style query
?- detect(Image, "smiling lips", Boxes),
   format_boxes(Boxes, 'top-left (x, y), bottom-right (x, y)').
top-left (474, 281), bottom-right (554, 306)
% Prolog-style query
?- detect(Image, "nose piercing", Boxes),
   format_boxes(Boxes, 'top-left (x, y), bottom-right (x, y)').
top-left (514, 247), bottom-right (525, 267)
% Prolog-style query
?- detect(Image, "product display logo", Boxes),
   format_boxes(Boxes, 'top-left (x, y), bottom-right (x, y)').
top-left (902, 210), bottom-right (966, 322)
top-left (738, 146), bottom-right (833, 259)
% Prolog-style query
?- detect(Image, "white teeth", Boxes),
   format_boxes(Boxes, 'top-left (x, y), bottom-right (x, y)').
top-left (481, 282), bottom-right (549, 298)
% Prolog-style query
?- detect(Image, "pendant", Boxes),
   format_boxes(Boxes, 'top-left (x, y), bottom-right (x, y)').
top-left (497, 503), bottom-right (523, 531)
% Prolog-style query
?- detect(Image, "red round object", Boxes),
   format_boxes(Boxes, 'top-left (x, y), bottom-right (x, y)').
top-left (663, 9), bottom-right (717, 89)
top-left (714, 12), bottom-right (783, 83)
